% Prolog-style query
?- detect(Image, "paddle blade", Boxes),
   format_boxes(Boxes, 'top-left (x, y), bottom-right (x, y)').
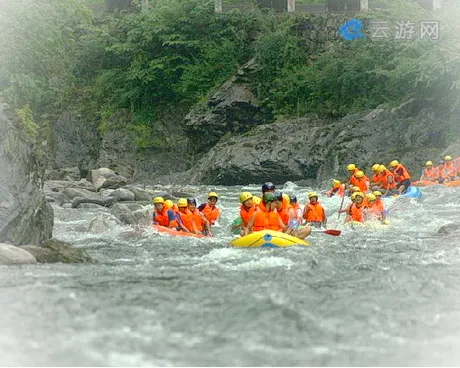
top-left (323, 229), bottom-right (341, 236)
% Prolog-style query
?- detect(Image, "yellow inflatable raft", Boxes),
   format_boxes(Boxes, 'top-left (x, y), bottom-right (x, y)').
top-left (229, 230), bottom-right (310, 248)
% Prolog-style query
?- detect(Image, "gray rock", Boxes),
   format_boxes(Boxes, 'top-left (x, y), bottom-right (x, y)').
top-left (109, 188), bottom-right (136, 202)
top-left (21, 239), bottom-right (93, 263)
top-left (437, 223), bottom-right (460, 235)
top-left (0, 102), bottom-right (53, 245)
top-left (110, 203), bottom-right (138, 225)
top-left (183, 99), bottom-right (460, 185)
top-left (184, 58), bottom-right (273, 155)
top-left (99, 174), bottom-right (128, 190)
top-left (72, 196), bottom-right (118, 209)
top-left (123, 186), bottom-right (168, 202)
top-left (44, 179), bottom-right (96, 193)
top-left (51, 112), bottom-right (100, 175)
top-left (62, 187), bottom-right (100, 201)
top-left (88, 213), bottom-right (122, 234)
top-left (132, 208), bottom-right (151, 226)
top-left (0, 243), bottom-right (37, 265)
top-left (87, 168), bottom-right (128, 191)
top-left (45, 166), bottom-right (81, 181)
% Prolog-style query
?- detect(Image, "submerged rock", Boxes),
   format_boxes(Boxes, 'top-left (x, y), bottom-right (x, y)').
top-left (437, 223), bottom-right (460, 235)
top-left (88, 213), bottom-right (122, 234)
top-left (0, 243), bottom-right (37, 265)
top-left (21, 239), bottom-right (93, 264)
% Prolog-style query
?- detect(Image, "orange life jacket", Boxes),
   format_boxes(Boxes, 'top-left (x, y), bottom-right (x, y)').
top-left (240, 204), bottom-right (256, 227)
top-left (303, 202), bottom-right (326, 222)
top-left (348, 168), bottom-right (360, 183)
top-left (422, 167), bottom-right (439, 181)
top-left (153, 207), bottom-right (178, 228)
top-left (200, 204), bottom-right (220, 225)
top-left (327, 184), bottom-right (345, 197)
top-left (369, 200), bottom-right (385, 220)
top-left (371, 174), bottom-right (382, 185)
top-left (278, 206), bottom-right (290, 226)
top-left (393, 164), bottom-right (411, 183)
top-left (352, 176), bottom-right (370, 193)
top-left (253, 209), bottom-right (282, 232)
top-left (178, 209), bottom-right (194, 231)
top-left (379, 170), bottom-right (396, 190)
top-left (188, 209), bottom-right (203, 231)
top-left (441, 162), bottom-right (456, 179)
top-left (347, 203), bottom-right (365, 223)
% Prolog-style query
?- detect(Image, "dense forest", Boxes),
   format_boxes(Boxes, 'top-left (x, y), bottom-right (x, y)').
top-left (0, 0), bottom-right (458, 151)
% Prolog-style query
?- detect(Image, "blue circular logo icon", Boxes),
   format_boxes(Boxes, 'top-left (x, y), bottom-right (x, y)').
top-left (339, 19), bottom-right (366, 41)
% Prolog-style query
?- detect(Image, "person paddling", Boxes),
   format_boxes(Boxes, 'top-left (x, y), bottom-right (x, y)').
top-left (152, 197), bottom-right (179, 229)
top-left (388, 160), bottom-right (411, 194)
top-left (302, 192), bottom-right (327, 229)
top-left (199, 192), bottom-right (221, 226)
top-left (238, 192), bottom-right (256, 236)
top-left (188, 198), bottom-right (212, 236)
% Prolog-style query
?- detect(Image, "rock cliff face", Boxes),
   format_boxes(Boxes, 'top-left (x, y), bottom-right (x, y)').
top-left (184, 58), bottom-right (274, 155)
top-left (0, 103), bottom-right (53, 245)
top-left (183, 99), bottom-right (459, 185)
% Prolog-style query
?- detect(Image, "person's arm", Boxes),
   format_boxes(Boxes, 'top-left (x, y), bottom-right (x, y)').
top-left (247, 213), bottom-right (256, 234)
top-left (200, 212), bottom-right (212, 236)
top-left (152, 212), bottom-right (158, 225)
top-left (176, 214), bottom-right (190, 232)
top-left (167, 210), bottom-right (177, 228)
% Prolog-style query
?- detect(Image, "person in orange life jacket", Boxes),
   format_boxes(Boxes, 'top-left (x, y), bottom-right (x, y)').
top-left (346, 163), bottom-right (360, 190)
top-left (272, 191), bottom-right (291, 226)
top-left (388, 160), bottom-right (411, 194)
top-left (238, 192), bottom-right (256, 236)
top-left (198, 192), bottom-right (221, 226)
top-left (326, 179), bottom-right (346, 197)
top-left (152, 197), bottom-right (179, 229)
top-left (188, 198), bottom-right (212, 236)
top-left (375, 165), bottom-right (398, 195)
top-left (370, 164), bottom-right (383, 191)
top-left (351, 170), bottom-right (370, 193)
top-left (340, 192), bottom-right (368, 223)
top-left (420, 161), bottom-right (440, 182)
top-left (247, 192), bottom-right (286, 233)
top-left (302, 191), bottom-right (327, 229)
top-left (175, 198), bottom-right (196, 233)
top-left (371, 191), bottom-right (387, 223)
top-left (439, 155), bottom-right (458, 183)
top-left (366, 193), bottom-right (383, 222)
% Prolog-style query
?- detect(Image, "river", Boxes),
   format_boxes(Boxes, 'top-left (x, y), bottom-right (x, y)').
top-left (1, 183), bottom-right (460, 366)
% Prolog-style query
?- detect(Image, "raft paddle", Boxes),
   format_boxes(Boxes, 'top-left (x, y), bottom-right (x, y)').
top-left (311, 229), bottom-right (341, 236)
top-left (337, 192), bottom-right (346, 220)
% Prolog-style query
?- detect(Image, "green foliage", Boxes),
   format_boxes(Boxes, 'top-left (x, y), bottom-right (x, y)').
top-left (16, 105), bottom-right (39, 140)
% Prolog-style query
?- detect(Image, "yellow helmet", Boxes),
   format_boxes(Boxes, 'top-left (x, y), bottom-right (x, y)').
top-left (355, 170), bottom-right (365, 178)
top-left (177, 198), bottom-right (188, 208)
top-left (372, 164), bottom-right (380, 171)
top-left (351, 192), bottom-right (365, 200)
top-left (377, 165), bottom-right (386, 173)
top-left (282, 193), bottom-right (290, 203)
top-left (389, 160), bottom-right (399, 167)
top-left (308, 191), bottom-right (318, 199)
top-left (208, 192), bottom-right (219, 199)
top-left (347, 164), bottom-right (356, 171)
top-left (239, 192), bottom-right (253, 203)
top-left (164, 199), bottom-right (174, 209)
top-left (351, 186), bottom-right (361, 192)
top-left (153, 197), bottom-right (165, 204)
top-left (252, 196), bottom-right (261, 205)
top-left (373, 190), bottom-right (382, 197)
top-left (445, 155), bottom-right (452, 161)
top-left (332, 179), bottom-right (341, 187)
top-left (425, 161), bottom-right (433, 166)
top-left (366, 193), bottom-right (376, 202)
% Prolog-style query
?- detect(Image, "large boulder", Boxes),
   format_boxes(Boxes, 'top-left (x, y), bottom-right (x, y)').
top-left (184, 58), bottom-right (274, 155)
top-left (184, 99), bottom-right (459, 185)
top-left (0, 243), bottom-right (37, 265)
top-left (0, 102), bottom-right (53, 245)
top-left (87, 168), bottom-right (128, 191)
top-left (21, 239), bottom-right (93, 263)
